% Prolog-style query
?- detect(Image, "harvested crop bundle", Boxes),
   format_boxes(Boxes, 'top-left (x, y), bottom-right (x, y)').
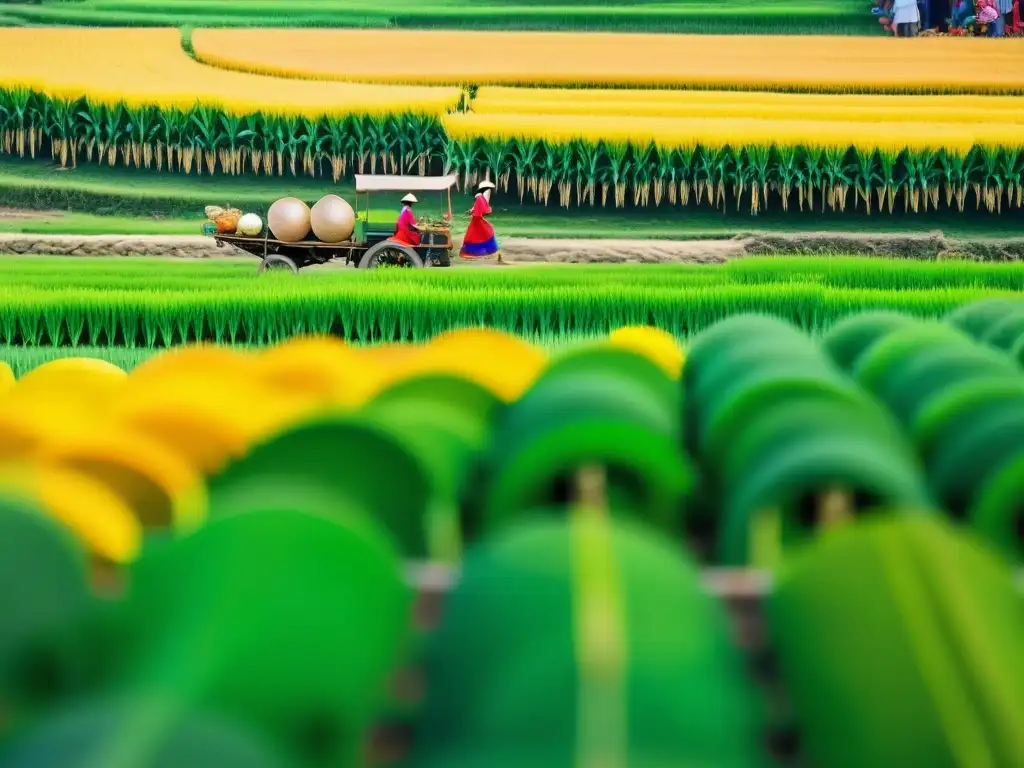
top-left (267, 197), bottom-right (310, 243)
top-left (214, 208), bottom-right (242, 234)
top-left (310, 194), bottom-right (355, 243)
top-left (235, 213), bottom-right (263, 237)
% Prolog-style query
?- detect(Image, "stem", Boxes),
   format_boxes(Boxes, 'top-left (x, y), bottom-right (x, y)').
top-left (571, 464), bottom-right (626, 768)
top-left (574, 464), bottom-right (607, 512)
top-left (818, 487), bottom-right (854, 529)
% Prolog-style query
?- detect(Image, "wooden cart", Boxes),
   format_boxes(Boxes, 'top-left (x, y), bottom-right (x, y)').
top-left (208, 174), bottom-right (458, 273)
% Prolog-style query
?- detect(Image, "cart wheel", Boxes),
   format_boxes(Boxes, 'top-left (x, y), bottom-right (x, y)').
top-left (359, 241), bottom-right (424, 269)
top-left (258, 255), bottom-right (299, 274)
top-left (427, 249), bottom-right (451, 267)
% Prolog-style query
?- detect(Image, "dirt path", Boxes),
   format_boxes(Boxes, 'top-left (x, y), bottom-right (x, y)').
top-left (0, 233), bottom-right (747, 263)
top-left (1, 232), bottom-right (1022, 263)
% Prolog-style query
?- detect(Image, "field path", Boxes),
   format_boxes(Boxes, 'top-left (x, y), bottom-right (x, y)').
top-left (0, 233), bottom-right (746, 264)
top-left (1, 232), bottom-right (1022, 263)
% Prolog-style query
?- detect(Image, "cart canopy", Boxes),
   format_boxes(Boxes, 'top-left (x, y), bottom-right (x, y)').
top-left (355, 174), bottom-right (458, 192)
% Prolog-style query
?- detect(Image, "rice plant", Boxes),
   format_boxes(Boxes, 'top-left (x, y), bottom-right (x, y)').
top-left (0, 257), bottom-right (1021, 347)
top-left (0, 345), bottom-right (157, 376)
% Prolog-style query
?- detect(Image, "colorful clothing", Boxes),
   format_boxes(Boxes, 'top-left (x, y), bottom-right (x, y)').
top-left (893, 0), bottom-right (920, 23)
top-left (393, 205), bottom-right (421, 246)
top-left (460, 193), bottom-right (500, 259)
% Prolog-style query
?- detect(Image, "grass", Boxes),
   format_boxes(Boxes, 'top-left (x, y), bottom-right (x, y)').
top-left (0, 345), bottom-right (160, 376)
top-left (0, 0), bottom-right (877, 35)
top-left (0, 157), bottom-right (345, 216)
top-left (3, 159), bottom-right (1023, 241)
top-left (0, 212), bottom-right (207, 236)
top-left (4, 255), bottom-right (1023, 290)
top-left (0, 331), bottom-right (609, 376)
top-left (0, 256), bottom-right (1020, 348)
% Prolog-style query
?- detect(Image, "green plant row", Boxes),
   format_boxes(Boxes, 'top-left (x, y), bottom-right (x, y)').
top-left (0, 89), bottom-right (447, 181)
top-left (4, 88), bottom-right (1024, 218)
top-left (681, 306), bottom-right (1024, 568)
top-left (0, 157), bottom-right (377, 219)
top-left (0, 345), bottom-right (160, 377)
top-left (0, 331), bottom-right (605, 376)
top-left (449, 138), bottom-right (1024, 216)
top-left (2, 257), bottom-right (1023, 293)
top-left (0, 0), bottom-right (875, 35)
top-left (0, 281), bottom-right (1012, 347)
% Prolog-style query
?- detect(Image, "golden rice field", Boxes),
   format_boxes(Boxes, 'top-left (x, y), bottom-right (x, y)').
top-left (444, 112), bottom-right (1024, 154)
top-left (0, 28), bottom-right (461, 117)
top-left (192, 28), bottom-right (1024, 94)
top-left (2, 26), bottom-right (1023, 214)
top-left (472, 87), bottom-right (1024, 125)
top-left (475, 87), bottom-right (1024, 110)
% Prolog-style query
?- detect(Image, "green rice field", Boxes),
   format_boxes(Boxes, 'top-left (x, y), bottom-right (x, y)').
top-left (1, 256), bottom-right (1022, 371)
top-left (0, 0), bottom-right (875, 36)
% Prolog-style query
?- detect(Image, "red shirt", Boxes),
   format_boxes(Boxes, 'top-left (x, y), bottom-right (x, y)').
top-left (463, 193), bottom-right (495, 245)
top-left (393, 205), bottom-right (421, 246)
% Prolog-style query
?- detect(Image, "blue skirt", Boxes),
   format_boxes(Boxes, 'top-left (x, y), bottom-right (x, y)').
top-left (460, 235), bottom-right (500, 258)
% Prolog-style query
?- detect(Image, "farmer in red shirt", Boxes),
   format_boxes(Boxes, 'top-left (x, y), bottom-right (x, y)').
top-left (460, 180), bottom-right (501, 261)
top-left (393, 193), bottom-right (421, 247)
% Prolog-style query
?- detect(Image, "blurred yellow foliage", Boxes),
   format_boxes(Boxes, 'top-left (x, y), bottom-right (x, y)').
top-left (0, 329), bottom-right (682, 558)
top-left (609, 326), bottom-right (685, 379)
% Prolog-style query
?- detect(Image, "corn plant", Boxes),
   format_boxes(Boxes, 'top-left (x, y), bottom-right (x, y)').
top-left (3, 86), bottom-right (1024, 217)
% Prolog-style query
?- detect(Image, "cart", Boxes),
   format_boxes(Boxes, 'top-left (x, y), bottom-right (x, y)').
top-left (207, 174), bottom-right (457, 273)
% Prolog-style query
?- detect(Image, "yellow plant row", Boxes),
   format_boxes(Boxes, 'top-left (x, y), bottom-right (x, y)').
top-left (473, 88), bottom-right (1024, 125)
top-left (476, 87), bottom-right (1024, 110)
top-left (443, 112), bottom-right (1024, 154)
top-left (192, 28), bottom-right (1024, 94)
top-left (0, 328), bottom-right (680, 564)
top-left (0, 28), bottom-right (461, 117)
top-left (473, 99), bottom-right (1024, 126)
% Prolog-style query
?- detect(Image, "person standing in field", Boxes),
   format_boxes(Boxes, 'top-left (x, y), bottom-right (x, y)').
top-left (393, 193), bottom-right (422, 247)
top-left (993, 0), bottom-right (1013, 34)
top-left (893, 0), bottom-right (921, 34)
top-left (460, 180), bottom-right (502, 263)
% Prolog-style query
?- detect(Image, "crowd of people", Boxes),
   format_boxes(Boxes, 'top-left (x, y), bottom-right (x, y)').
top-left (873, 0), bottom-right (1019, 35)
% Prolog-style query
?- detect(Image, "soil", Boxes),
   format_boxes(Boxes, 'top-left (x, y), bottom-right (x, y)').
top-left (1, 231), bottom-right (1023, 263)
top-left (0, 207), bottom-right (62, 220)
top-left (0, 234), bottom-right (227, 259)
